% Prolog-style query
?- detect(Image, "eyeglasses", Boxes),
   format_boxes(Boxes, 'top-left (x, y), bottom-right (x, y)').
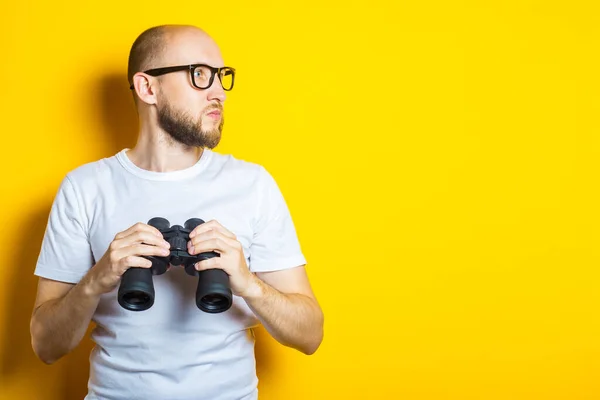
top-left (129, 63), bottom-right (235, 91)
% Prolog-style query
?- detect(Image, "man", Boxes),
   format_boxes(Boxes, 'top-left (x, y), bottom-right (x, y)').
top-left (29, 24), bottom-right (324, 400)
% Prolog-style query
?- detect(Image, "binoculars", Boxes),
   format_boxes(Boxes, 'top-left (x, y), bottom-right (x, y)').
top-left (117, 217), bottom-right (232, 313)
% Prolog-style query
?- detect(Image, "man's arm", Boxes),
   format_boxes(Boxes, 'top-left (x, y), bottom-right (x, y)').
top-left (189, 220), bottom-right (324, 355)
top-left (30, 277), bottom-right (101, 364)
top-left (245, 266), bottom-right (324, 355)
top-left (31, 222), bottom-right (172, 364)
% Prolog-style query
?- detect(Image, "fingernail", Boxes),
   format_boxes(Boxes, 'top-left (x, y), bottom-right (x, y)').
top-left (189, 246), bottom-right (195, 254)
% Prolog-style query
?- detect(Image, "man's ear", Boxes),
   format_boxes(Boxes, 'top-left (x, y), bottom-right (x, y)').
top-left (132, 72), bottom-right (157, 105)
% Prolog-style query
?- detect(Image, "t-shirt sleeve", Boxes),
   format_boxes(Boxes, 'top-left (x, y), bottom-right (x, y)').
top-left (248, 166), bottom-right (307, 273)
top-left (34, 175), bottom-right (95, 284)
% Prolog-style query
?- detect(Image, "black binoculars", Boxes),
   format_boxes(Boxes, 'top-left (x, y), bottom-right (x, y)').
top-left (117, 217), bottom-right (232, 313)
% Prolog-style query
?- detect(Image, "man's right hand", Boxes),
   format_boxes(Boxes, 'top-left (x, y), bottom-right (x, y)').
top-left (85, 222), bottom-right (171, 296)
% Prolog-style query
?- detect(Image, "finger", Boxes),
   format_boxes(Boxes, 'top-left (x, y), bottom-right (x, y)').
top-left (194, 256), bottom-right (222, 271)
top-left (190, 220), bottom-right (236, 240)
top-left (115, 230), bottom-right (170, 250)
top-left (189, 237), bottom-right (235, 255)
top-left (117, 243), bottom-right (171, 259)
top-left (115, 222), bottom-right (162, 240)
top-left (188, 228), bottom-right (232, 249)
top-left (117, 255), bottom-right (154, 275)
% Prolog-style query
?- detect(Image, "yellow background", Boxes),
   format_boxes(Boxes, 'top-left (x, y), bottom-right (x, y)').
top-left (2, 0), bottom-right (600, 399)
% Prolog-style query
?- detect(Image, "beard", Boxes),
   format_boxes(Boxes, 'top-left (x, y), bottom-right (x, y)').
top-left (157, 101), bottom-right (224, 149)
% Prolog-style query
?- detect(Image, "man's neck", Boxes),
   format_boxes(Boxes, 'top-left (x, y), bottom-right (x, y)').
top-left (126, 137), bottom-right (204, 173)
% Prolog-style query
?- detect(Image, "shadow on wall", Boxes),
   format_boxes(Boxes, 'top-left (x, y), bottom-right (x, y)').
top-left (254, 325), bottom-right (276, 391)
top-left (0, 205), bottom-right (52, 378)
top-left (0, 73), bottom-right (139, 399)
top-left (95, 73), bottom-right (139, 153)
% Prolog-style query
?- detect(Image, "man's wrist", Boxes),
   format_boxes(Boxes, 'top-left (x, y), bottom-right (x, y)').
top-left (241, 274), bottom-right (265, 300)
top-left (79, 271), bottom-right (103, 299)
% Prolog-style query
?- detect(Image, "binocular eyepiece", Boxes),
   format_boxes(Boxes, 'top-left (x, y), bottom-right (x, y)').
top-left (117, 217), bottom-right (232, 313)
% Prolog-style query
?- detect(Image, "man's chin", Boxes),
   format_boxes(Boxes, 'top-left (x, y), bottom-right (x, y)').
top-left (201, 131), bottom-right (222, 149)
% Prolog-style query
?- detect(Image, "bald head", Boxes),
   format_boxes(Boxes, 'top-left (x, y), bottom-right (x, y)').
top-left (127, 25), bottom-right (217, 87)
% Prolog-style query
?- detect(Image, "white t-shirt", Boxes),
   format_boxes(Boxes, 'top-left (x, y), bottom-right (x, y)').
top-left (34, 148), bottom-right (307, 400)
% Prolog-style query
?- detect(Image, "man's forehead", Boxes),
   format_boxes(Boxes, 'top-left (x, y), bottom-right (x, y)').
top-left (160, 31), bottom-right (224, 66)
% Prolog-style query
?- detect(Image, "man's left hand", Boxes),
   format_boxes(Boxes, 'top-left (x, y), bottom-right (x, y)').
top-left (187, 220), bottom-right (259, 298)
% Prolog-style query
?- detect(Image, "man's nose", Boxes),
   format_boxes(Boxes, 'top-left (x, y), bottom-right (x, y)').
top-left (206, 77), bottom-right (227, 103)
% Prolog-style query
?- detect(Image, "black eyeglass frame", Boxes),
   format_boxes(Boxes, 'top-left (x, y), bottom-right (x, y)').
top-left (129, 63), bottom-right (236, 91)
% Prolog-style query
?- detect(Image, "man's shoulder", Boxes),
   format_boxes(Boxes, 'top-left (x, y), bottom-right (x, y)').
top-left (63, 152), bottom-right (120, 187)
top-left (209, 150), bottom-right (269, 180)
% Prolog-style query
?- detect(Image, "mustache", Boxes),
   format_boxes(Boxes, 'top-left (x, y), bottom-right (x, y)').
top-left (205, 103), bottom-right (223, 113)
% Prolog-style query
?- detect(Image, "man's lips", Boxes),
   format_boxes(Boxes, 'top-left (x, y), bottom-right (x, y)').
top-left (206, 110), bottom-right (222, 118)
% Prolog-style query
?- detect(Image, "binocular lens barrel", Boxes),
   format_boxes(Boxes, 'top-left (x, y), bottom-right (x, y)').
top-left (118, 267), bottom-right (155, 311)
top-left (118, 264), bottom-right (233, 313)
top-left (196, 269), bottom-right (232, 313)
